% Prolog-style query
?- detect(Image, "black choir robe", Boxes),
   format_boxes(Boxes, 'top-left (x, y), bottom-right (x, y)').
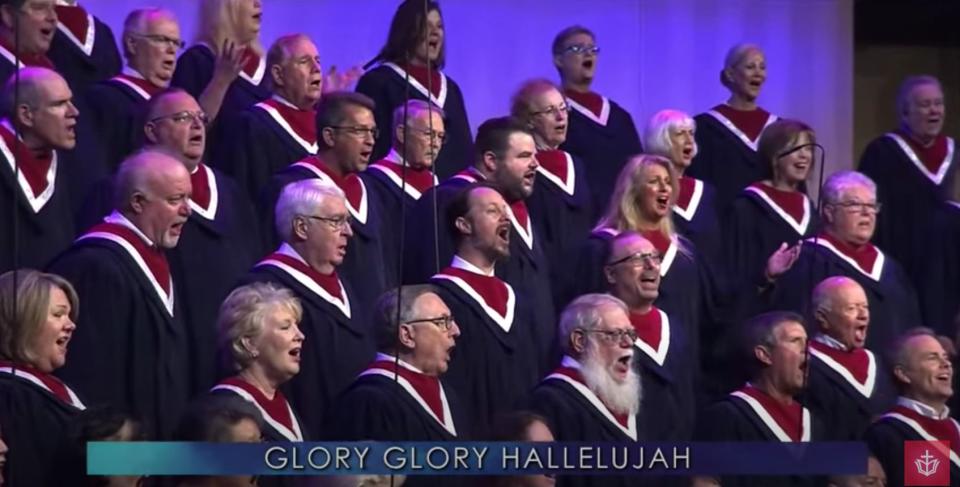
top-left (259, 156), bottom-right (388, 311)
top-left (429, 263), bottom-right (542, 433)
top-left (355, 63), bottom-right (471, 179)
top-left (919, 201), bottom-right (960, 335)
top-left (236, 250), bottom-right (375, 438)
top-left (401, 170), bottom-right (474, 284)
top-left (559, 89), bottom-right (642, 216)
top-left (767, 236), bottom-right (922, 351)
top-left (799, 338), bottom-right (894, 441)
top-left (673, 176), bottom-right (721, 263)
top-left (84, 70), bottom-right (163, 172)
top-left (864, 404), bottom-right (960, 487)
top-left (687, 106), bottom-right (778, 211)
top-left (0, 365), bottom-right (85, 487)
top-left (527, 149), bottom-right (594, 306)
top-left (211, 96), bottom-right (317, 201)
top-left (0, 129), bottom-right (74, 272)
top-left (724, 183), bottom-right (818, 290)
top-left (48, 5), bottom-right (121, 92)
top-left (694, 386), bottom-right (824, 487)
top-left (528, 357), bottom-right (642, 487)
top-left (858, 132), bottom-right (958, 286)
top-left (48, 219), bottom-right (190, 438)
top-left (169, 165), bottom-right (260, 393)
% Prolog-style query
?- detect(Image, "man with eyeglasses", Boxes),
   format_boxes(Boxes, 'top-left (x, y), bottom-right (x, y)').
top-left (764, 170), bottom-right (922, 352)
top-left (261, 91), bottom-right (388, 314)
top-left (213, 33), bottom-right (323, 202)
top-left (528, 293), bottom-right (641, 487)
top-left (511, 78), bottom-right (593, 305)
top-left (551, 25), bottom-right (642, 213)
top-left (604, 231), bottom-right (696, 443)
top-left (238, 178), bottom-right (374, 438)
top-left (326, 285), bottom-right (468, 452)
top-left (48, 0), bottom-right (121, 91)
top-left (801, 277), bottom-right (894, 442)
top-left (693, 311), bottom-right (824, 487)
top-left (85, 8), bottom-right (180, 172)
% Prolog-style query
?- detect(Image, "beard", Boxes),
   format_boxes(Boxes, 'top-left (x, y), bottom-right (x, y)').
top-left (581, 340), bottom-right (641, 416)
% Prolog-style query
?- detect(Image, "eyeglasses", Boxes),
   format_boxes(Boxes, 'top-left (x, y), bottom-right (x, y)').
top-left (329, 125), bottom-right (379, 140)
top-left (408, 126), bottom-right (447, 144)
top-left (131, 33), bottom-right (186, 50)
top-left (832, 201), bottom-right (882, 214)
top-left (406, 315), bottom-right (457, 332)
top-left (302, 214), bottom-right (353, 231)
top-left (579, 328), bottom-right (638, 345)
top-left (606, 251), bottom-right (662, 268)
top-left (530, 103), bottom-right (569, 118)
top-left (149, 110), bottom-right (208, 126)
top-left (563, 44), bottom-right (600, 55)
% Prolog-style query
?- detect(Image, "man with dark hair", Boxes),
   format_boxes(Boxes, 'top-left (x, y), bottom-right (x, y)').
top-left (801, 277), bottom-right (894, 441)
top-left (864, 328), bottom-right (959, 486)
top-left (695, 311), bottom-right (823, 487)
top-left (0, 67), bottom-right (78, 272)
top-left (174, 394), bottom-right (262, 486)
top-left (47, 0), bottom-right (121, 91)
top-left (212, 33), bottom-right (322, 201)
top-left (426, 183), bottom-right (542, 434)
top-left (259, 90), bottom-right (387, 313)
top-left (552, 25), bottom-right (642, 211)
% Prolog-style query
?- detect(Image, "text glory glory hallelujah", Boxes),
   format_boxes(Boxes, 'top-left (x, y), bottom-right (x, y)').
top-left (263, 445), bottom-right (692, 474)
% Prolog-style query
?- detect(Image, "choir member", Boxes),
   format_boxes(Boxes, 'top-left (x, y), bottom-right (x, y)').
top-left (918, 196), bottom-right (960, 335)
top-left (687, 44), bottom-right (778, 211)
top-left (827, 456), bottom-right (886, 487)
top-left (0, 269), bottom-right (84, 487)
top-left (212, 33), bottom-right (321, 200)
top-left (694, 311), bottom-right (823, 487)
top-left (260, 91), bottom-right (387, 312)
top-left (0, 0), bottom-right (57, 82)
top-left (864, 328), bottom-right (960, 485)
top-left (480, 411), bottom-right (556, 487)
top-left (362, 99), bottom-right (441, 285)
top-left (511, 78), bottom-right (593, 302)
top-left (801, 277), bottom-right (894, 441)
top-left (528, 294), bottom-right (642, 487)
top-left (238, 179), bottom-right (375, 438)
top-left (171, 0), bottom-right (267, 126)
top-left (211, 282), bottom-right (306, 442)
top-left (326, 286), bottom-right (468, 485)
top-left (0, 67), bottom-right (78, 273)
top-left (605, 232), bottom-right (696, 441)
top-left (48, 0), bottom-right (121, 91)
top-left (859, 75), bottom-right (956, 286)
top-left (552, 25), bottom-right (642, 212)
top-left (85, 8), bottom-right (180, 172)
top-left (427, 184), bottom-right (544, 433)
top-left (144, 88), bottom-right (260, 392)
top-left (48, 149), bottom-right (192, 438)
top-left (173, 395), bottom-right (263, 487)
top-left (765, 171), bottom-right (922, 351)
top-left (356, 0), bottom-right (471, 179)
top-left (724, 119), bottom-right (818, 284)
top-left (56, 406), bottom-right (145, 487)
top-left (644, 109), bottom-right (720, 261)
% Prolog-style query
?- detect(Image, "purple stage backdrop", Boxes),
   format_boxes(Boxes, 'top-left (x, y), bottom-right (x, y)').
top-left (83, 0), bottom-right (853, 189)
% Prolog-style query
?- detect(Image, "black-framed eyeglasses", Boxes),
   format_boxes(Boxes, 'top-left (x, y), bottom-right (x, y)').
top-left (530, 103), bottom-right (569, 118)
top-left (563, 44), bottom-right (600, 55)
top-left (149, 110), bottom-right (208, 126)
top-left (329, 125), bottom-right (379, 140)
top-left (405, 315), bottom-right (457, 331)
top-left (578, 328), bottom-right (637, 345)
top-left (131, 33), bottom-right (185, 50)
top-left (606, 251), bottom-right (662, 268)
top-left (301, 214), bottom-right (353, 231)
top-left (831, 201), bottom-right (882, 214)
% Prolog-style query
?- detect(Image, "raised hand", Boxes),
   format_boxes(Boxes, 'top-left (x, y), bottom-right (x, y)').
top-left (764, 241), bottom-right (803, 282)
top-left (212, 39), bottom-right (245, 84)
top-left (323, 65), bottom-right (364, 93)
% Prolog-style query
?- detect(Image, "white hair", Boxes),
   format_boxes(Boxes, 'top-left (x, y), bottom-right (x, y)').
top-left (274, 179), bottom-right (346, 242)
top-left (558, 293), bottom-right (628, 355)
top-left (724, 43), bottom-right (764, 70)
top-left (643, 109), bottom-right (698, 161)
top-left (821, 171), bottom-right (876, 205)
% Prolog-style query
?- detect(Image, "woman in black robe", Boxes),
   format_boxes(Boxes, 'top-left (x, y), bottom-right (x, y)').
top-left (356, 0), bottom-right (472, 179)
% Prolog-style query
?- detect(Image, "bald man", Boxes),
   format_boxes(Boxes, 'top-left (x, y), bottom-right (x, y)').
top-left (86, 7), bottom-right (180, 171)
top-left (801, 276), bottom-right (894, 441)
top-left (0, 67), bottom-right (79, 272)
top-left (49, 149), bottom-right (192, 438)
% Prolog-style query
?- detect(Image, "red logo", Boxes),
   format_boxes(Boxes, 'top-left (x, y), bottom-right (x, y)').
top-left (905, 440), bottom-right (950, 486)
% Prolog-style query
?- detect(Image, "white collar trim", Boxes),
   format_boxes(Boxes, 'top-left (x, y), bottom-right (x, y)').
top-left (359, 353), bottom-right (457, 436)
top-left (744, 185), bottom-right (811, 235)
top-left (210, 383), bottom-right (304, 441)
top-left (0, 119), bottom-right (57, 213)
top-left (704, 109), bottom-right (778, 151)
top-left (730, 389), bottom-right (811, 442)
top-left (886, 133), bottom-right (955, 185)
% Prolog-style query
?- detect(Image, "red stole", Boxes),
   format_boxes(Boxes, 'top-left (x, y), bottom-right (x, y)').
top-left (113, 73), bottom-right (164, 98)
top-left (0, 35), bottom-right (53, 68)
top-left (55, 5), bottom-right (90, 45)
top-left (367, 359), bottom-right (445, 422)
top-left (629, 308), bottom-right (663, 352)
top-left (403, 64), bottom-right (442, 99)
top-left (450, 166), bottom-right (485, 184)
top-left (261, 98), bottom-right (317, 146)
top-left (676, 177), bottom-right (696, 212)
top-left (87, 222), bottom-right (170, 295)
top-left (241, 47), bottom-right (261, 79)
top-left (640, 230), bottom-right (671, 257)
top-left (749, 182), bottom-right (806, 223)
top-left (298, 157), bottom-right (364, 213)
top-left (713, 105), bottom-right (771, 142)
top-left (373, 159), bottom-right (436, 194)
top-left (510, 200), bottom-right (530, 230)
top-left (535, 149), bottom-right (573, 193)
top-left (0, 123), bottom-right (53, 197)
top-left (737, 384), bottom-right (804, 441)
top-left (898, 130), bottom-right (949, 174)
top-left (266, 252), bottom-right (343, 301)
top-left (892, 405), bottom-right (960, 452)
top-left (564, 89), bottom-right (604, 118)
top-left (0, 360), bottom-right (72, 405)
top-left (189, 164), bottom-right (211, 210)
top-left (554, 366), bottom-right (629, 428)
top-left (219, 377), bottom-right (294, 433)
top-left (808, 340), bottom-right (869, 386)
top-left (817, 232), bottom-right (879, 275)
top-left (438, 266), bottom-right (508, 317)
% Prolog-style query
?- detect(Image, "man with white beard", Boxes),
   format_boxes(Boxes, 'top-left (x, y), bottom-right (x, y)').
top-left (528, 293), bottom-right (643, 487)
